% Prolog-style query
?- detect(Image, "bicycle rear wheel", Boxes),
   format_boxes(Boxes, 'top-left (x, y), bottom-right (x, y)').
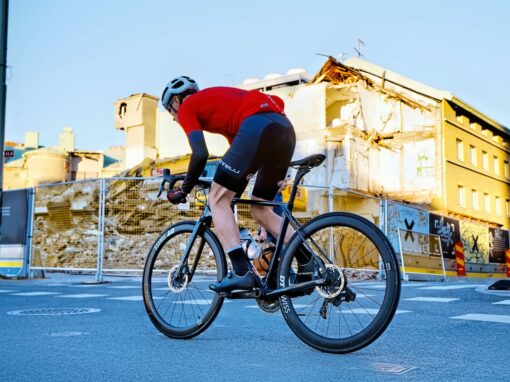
top-left (142, 221), bottom-right (227, 339)
top-left (278, 212), bottom-right (400, 354)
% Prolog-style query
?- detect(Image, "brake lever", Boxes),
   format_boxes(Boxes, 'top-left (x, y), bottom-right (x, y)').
top-left (157, 168), bottom-right (172, 198)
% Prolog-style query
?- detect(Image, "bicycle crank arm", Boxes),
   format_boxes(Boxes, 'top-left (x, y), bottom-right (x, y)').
top-left (264, 278), bottom-right (326, 299)
top-left (220, 290), bottom-right (260, 299)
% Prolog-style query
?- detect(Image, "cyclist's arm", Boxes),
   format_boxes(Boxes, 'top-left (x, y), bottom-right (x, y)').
top-left (181, 130), bottom-right (209, 194)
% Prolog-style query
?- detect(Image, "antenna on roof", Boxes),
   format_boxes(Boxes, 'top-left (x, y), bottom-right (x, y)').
top-left (354, 38), bottom-right (365, 58)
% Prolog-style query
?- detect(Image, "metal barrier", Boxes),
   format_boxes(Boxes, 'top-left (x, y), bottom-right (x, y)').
top-left (21, 178), bottom-right (382, 281)
top-left (30, 180), bottom-right (101, 277)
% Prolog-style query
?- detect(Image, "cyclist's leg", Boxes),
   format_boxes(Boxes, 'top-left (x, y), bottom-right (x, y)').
top-left (208, 115), bottom-right (271, 291)
top-left (209, 183), bottom-right (258, 292)
top-left (250, 113), bottom-right (296, 245)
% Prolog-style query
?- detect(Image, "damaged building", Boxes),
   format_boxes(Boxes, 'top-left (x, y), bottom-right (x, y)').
top-left (238, 57), bottom-right (510, 230)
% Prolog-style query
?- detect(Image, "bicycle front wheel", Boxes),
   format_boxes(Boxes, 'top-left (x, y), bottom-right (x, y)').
top-left (142, 221), bottom-right (227, 339)
top-left (278, 212), bottom-right (400, 354)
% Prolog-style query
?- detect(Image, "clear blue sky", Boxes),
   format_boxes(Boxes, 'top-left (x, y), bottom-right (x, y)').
top-left (5, 0), bottom-right (510, 151)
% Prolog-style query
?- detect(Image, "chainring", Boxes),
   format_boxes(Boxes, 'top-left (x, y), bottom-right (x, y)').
top-left (256, 298), bottom-right (280, 313)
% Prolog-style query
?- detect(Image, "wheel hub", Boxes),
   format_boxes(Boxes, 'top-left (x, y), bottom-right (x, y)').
top-left (167, 265), bottom-right (189, 293)
top-left (315, 264), bottom-right (345, 298)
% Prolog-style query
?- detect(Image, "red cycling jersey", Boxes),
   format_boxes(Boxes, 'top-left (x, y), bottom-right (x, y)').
top-left (177, 87), bottom-right (285, 144)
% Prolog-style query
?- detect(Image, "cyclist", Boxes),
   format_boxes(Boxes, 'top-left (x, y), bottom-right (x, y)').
top-left (161, 76), bottom-right (296, 292)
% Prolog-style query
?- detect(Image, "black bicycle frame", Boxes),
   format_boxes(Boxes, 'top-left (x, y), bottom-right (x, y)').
top-left (176, 166), bottom-right (329, 298)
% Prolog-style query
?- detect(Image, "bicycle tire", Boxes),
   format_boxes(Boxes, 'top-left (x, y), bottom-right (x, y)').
top-left (278, 212), bottom-right (401, 354)
top-left (142, 221), bottom-right (227, 339)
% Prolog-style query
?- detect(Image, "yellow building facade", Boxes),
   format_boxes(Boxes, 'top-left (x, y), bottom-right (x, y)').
top-left (442, 100), bottom-right (510, 228)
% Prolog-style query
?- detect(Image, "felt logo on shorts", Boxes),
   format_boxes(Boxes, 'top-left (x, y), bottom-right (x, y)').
top-left (219, 160), bottom-right (240, 174)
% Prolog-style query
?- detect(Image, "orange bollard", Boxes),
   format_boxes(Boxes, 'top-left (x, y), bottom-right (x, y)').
top-left (506, 249), bottom-right (510, 278)
top-left (455, 242), bottom-right (466, 277)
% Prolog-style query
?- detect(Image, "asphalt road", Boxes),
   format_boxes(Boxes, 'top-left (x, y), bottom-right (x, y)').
top-left (1, 274), bottom-right (509, 382)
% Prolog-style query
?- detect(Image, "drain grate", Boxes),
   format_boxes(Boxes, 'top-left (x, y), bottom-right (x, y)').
top-left (373, 363), bottom-right (417, 375)
top-left (7, 308), bottom-right (101, 316)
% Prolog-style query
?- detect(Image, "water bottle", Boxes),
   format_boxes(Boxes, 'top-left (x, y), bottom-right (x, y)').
top-left (239, 227), bottom-right (261, 260)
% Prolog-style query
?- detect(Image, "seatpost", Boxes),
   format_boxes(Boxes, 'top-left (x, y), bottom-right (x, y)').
top-left (287, 168), bottom-right (309, 211)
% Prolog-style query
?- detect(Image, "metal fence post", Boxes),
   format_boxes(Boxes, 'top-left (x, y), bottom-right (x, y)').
top-left (26, 187), bottom-right (36, 278)
top-left (328, 186), bottom-right (334, 261)
top-left (95, 178), bottom-right (106, 282)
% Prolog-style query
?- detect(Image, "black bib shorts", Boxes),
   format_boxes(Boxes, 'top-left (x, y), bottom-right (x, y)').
top-left (213, 112), bottom-right (296, 201)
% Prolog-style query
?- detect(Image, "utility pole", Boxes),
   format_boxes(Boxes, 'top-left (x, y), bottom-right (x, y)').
top-left (0, 0), bottom-right (8, 194)
top-left (0, 0), bottom-right (8, 241)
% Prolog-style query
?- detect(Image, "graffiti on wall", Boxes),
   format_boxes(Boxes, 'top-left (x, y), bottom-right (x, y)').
top-left (429, 214), bottom-right (460, 259)
top-left (387, 203), bottom-right (429, 254)
top-left (488, 228), bottom-right (508, 264)
top-left (460, 221), bottom-right (489, 264)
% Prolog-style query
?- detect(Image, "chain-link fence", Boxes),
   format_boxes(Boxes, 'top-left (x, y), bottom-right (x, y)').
top-left (28, 178), bottom-right (383, 280)
top-left (31, 180), bottom-right (101, 273)
top-left (102, 177), bottom-right (204, 271)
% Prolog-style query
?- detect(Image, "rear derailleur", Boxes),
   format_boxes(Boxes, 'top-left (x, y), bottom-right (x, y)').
top-left (319, 286), bottom-right (357, 319)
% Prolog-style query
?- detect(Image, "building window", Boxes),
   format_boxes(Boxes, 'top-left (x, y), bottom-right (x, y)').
top-left (494, 156), bottom-right (500, 175)
top-left (506, 200), bottom-right (510, 217)
top-left (458, 185), bottom-right (466, 207)
top-left (482, 151), bottom-right (489, 171)
top-left (472, 189), bottom-right (479, 210)
top-left (495, 196), bottom-right (502, 216)
top-left (505, 161), bottom-right (509, 178)
top-left (469, 145), bottom-right (477, 166)
top-left (456, 139), bottom-right (464, 161)
top-left (484, 193), bottom-right (490, 213)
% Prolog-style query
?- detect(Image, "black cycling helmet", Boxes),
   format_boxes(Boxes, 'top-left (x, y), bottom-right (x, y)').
top-left (161, 76), bottom-right (199, 111)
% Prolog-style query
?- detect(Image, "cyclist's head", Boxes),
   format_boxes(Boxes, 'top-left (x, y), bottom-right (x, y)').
top-left (161, 76), bottom-right (199, 113)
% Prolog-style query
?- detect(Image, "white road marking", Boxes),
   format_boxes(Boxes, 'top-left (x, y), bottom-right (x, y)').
top-left (56, 294), bottom-right (109, 299)
top-left (493, 300), bottom-right (510, 305)
top-left (404, 297), bottom-right (459, 303)
top-left (172, 299), bottom-right (214, 305)
top-left (419, 285), bottom-right (481, 290)
top-left (108, 296), bottom-right (143, 301)
top-left (450, 314), bottom-right (510, 324)
top-left (0, 290), bottom-right (16, 293)
top-left (107, 286), bottom-right (140, 289)
top-left (10, 292), bottom-right (59, 296)
top-left (337, 309), bottom-right (411, 315)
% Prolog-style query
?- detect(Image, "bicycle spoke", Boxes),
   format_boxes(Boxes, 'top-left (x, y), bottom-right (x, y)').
top-left (282, 215), bottom-right (400, 353)
top-left (143, 224), bottom-right (225, 337)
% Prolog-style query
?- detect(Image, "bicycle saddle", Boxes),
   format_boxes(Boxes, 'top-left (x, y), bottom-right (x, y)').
top-left (290, 154), bottom-right (326, 169)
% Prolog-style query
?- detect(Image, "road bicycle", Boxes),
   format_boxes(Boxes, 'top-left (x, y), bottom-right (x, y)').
top-left (142, 154), bottom-right (401, 354)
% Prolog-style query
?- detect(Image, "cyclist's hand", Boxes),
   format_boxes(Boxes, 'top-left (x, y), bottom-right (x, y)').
top-left (167, 188), bottom-right (188, 205)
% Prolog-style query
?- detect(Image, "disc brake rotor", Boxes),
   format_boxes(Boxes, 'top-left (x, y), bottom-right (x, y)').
top-left (315, 264), bottom-right (345, 298)
top-left (167, 265), bottom-right (189, 293)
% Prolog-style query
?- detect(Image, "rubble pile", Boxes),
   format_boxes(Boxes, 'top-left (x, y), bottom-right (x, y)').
top-left (32, 181), bottom-right (100, 268)
top-left (32, 179), bottom-right (262, 271)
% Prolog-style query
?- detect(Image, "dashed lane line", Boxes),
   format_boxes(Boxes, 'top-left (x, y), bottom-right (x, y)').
top-left (107, 286), bottom-right (140, 289)
top-left (404, 297), bottom-right (459, 303)
top-left (450, 314), bottom-right (510, 324)
top-left (493, 300), bottom-right (510, 305)
top-left (0, 290), bottom-right (17, 293)
top-left (419, 285), bottom-right (482, 290)
top-left (10, 292), bottom-right (60, 296)
top-left (56, 294), bottom-right (109, 299)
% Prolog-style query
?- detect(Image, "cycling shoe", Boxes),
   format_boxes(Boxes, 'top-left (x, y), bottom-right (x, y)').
top-left (209, 271), bottom-right (257, 292)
